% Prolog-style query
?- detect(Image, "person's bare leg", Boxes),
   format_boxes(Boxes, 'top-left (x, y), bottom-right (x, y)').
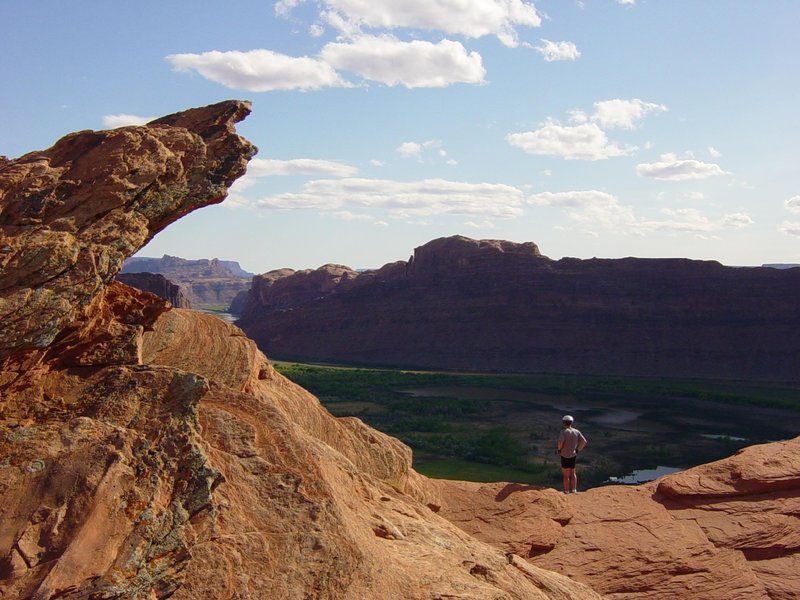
top-left (562, 469), bottom-right (570, 493)
top-left (570, 469), bottom-right (578, 493)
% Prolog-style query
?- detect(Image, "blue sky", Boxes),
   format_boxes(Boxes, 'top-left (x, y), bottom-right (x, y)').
top-left (2, 1), bottom-right (798, 273)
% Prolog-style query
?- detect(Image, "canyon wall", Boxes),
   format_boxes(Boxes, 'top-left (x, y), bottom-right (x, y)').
top-left (238, 236), bottom-right (800, 382)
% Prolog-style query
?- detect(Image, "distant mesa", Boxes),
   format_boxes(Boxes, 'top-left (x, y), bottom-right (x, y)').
top-left (121, 255), bottom-right (252, 308)
top-left (237, 235), bottom-right (800, 382)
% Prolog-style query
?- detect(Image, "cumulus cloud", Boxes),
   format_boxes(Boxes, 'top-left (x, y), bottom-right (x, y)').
top-left (636, 153), bottom-right (731, 180)
top-left (166, 49), bottom-right (348, 92)
top-left (779, 221), bottom-right (800, 236)
top-left (314, 0), bottom-right (541, 47)
top-left (529, 190), bottom-right (753, 234)
top-left (250, 177), bottom-right (525, 218)
top-left (535, 40), bottom-right (580, 62)
top-left (507, 122), bottom-right (636, 160)
top-left (321, 35), bottom-right (485, 88)
top-left (708, 146), bottom-right (721, 157)
top-left (529, 190), bottom-right (635, 226)
top-left (785, 195), bottom-right (800, 213)
top-left (592, 99), bottom-right (667, 130)
top-left (102, 114), bottom-right (154, 128)
top-left (397, 142), bottom-right (423, 158)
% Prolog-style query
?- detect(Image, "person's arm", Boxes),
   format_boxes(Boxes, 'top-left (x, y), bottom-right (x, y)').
top-left (556, 431), bottom-right (563, 454)
top-left (577, 432), bottom-right (587, 452)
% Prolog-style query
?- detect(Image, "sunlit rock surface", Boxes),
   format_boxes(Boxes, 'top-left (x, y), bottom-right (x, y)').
top-left (0, 103), bottom-right (604, 599)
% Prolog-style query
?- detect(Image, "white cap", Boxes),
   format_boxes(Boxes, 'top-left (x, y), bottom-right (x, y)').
top-left (562, 415), bottom-right (574, 423)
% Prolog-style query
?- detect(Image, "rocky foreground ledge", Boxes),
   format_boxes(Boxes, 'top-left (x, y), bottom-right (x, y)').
top-left (1, 103), bottom-right (798, 599)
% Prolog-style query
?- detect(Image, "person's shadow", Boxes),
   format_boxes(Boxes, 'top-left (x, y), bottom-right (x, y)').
top-left (494, 482), bottom-right (546, 502)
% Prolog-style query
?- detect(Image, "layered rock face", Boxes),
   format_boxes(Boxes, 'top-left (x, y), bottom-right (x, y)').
top-left (432, 436), bottom-right (800, 599)
top-left (116, 271), bottom-right (192, 308)
top-left (121, 255), bottom-right (252, 307)
top-left (238, 235), bottom-right (800, 381)
top-left (0, 103), bottom-right (604, 599)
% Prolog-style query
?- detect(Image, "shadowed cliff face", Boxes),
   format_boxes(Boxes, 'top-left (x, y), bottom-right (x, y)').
top-left (238, 235), bottom-right (800, 382)
top-left (0, 104), bottom-right (605, 599)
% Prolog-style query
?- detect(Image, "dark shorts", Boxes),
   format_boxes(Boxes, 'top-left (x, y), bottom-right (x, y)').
top-left (560, 456), bottom-right (577, 469)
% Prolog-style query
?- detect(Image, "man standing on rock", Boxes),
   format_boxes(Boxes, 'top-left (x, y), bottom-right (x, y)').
top-left (556, 415), bottom-right (587, 494)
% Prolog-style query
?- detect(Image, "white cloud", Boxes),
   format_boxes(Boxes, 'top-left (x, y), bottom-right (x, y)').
top-left (535, 39), bottom-right (580, 62)
top-left (274, 0), bottom-right (302, 17)
top-left (591, 99), bottom-right (667, 130)
top-left (636, 154), bottom-right (731, 180)
top-left (102, 114), bottom-right (154, 128)
top-left (507, 121), bottom-right (636, 160)
top-left (231, 158), bottom-right (357, 193)
top-left (309, 23), bottom-right (325, 37)
top-left (530, 190), bottom-right (753, 234)
top-left (321, 35), bottom-right (485, 88)
top-left (329, 210), bottom-right (375, 221)
top-left (370, 159), bottom-right (386, 167)
top-left (617, 0), bottom-right (635, 5)
top-left (779, 221), bottom-right (800, 236)
top-left (250, 177), bottom-right (525, 218)
top-left (722, 212), bottom-right (754, 229)
top-left (166, 49), bottom-right (348, 92)
top-left (785, 195), bottom-right (800, 213)
top-left (246, 158), bottom-right (358, 177)
top-left (708, 146), bottom-right (721, 157)
top-left (397, 142), bottom-right (423, 158)
top-left (529, 190), bottom-right (635, 226)
top-left (316, 0), bottom-right (541, 47)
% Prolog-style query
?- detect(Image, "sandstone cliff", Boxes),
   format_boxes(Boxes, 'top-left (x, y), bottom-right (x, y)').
top-left (2, 102), bottom-right (798, 600)
top-left (116, 271), bottom-right (192, 308)
top-left (0, 102), bottom-right (604, 599)
top-left (237, 235), bottom-right (800, 382)
top-left (121, 255), bottom-right (252, 307)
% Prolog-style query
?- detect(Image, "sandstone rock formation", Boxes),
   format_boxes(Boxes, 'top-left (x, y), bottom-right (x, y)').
top-left (116, 271), bottom-right (192, 308)
top-left (0, 102), bottom-right (604, 599)
top-left (121, 255), bottom-right (252, 307)
top-left (3, 101), bottom-right (798, 600)
top-left (237, 235), bottom-right (800, 382)
top-left (432, 436), bottom-right (800, 599)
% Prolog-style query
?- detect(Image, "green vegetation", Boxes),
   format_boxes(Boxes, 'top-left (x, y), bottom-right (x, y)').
top-left (275, 362), bottom-right (800, 488)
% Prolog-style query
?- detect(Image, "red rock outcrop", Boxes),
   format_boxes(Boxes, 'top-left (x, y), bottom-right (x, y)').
top-left (0, 103), bottom-right (604, 599)
top-left (116, 271), bottom-right (192, 308)
top-left (431, 437), bottom-right (800, 598)
top-left (237, 235), bottom-right (800, 382)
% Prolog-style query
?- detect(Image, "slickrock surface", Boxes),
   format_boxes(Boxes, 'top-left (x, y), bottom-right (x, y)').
top-left (116, 271), bottom-right (192, 308)
top-left (433, 437), bottom-right (800, 599)
top-left (0, 103), bottom-right (603, 599)
top-left (238, 235), bottom-right (800, 382)
top-left (121, 255), bottom-right (252, 307)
